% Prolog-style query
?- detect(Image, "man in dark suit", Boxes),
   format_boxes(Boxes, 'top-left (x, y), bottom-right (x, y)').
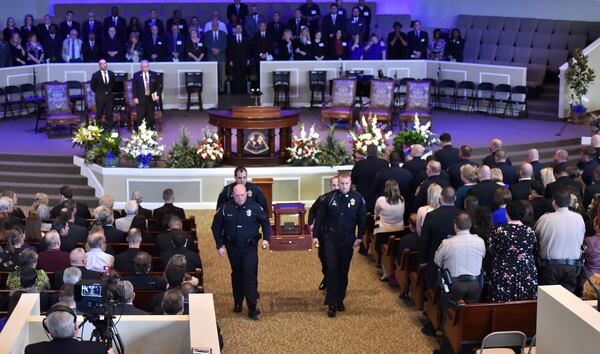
top-left (81, 12), bottom-right (102, 42)
top-left (63, 198), bottom-right (90, 229)
top-left (103, 6), bottom-right (127, 41)
top-left (493, 150), bottom-right (518, 185)
top-left (403, 144), bottom-right (427, 185)
top-left (59, 11), bottom-right (81, 39)
top-left (114, 229), bottom-right (143, 273)
top-left (228, 24), bottom-right (251, 94)
top-left (166, 10), bottom-right (189, 38)
top-left (102, 26), bottom-right (125, 62)
top-left (346, 7), bottom-right (367, 42)
top-left (322, 3), bottom-right (346, 40)
top-left (373, 151), bottom-right (412, 203)
top-left (43, 24), bottom-right (63, 63)
top-left (227, 0), bottom-right (250, 24)
top-left (419, 187), bottom-right (461, 289)
top-left (24, 304), bottom-right (108, 354)
top-left (160, 232), bottom-right (202, 272)
top-left (407, 20), bottom-right (428, 59)
top-left (244, 4), bottom-right (267, 38)
top-left (155, 216), bottom-right (197, 255)
top-left (482, 138), bottom-right (511, 167)
top-left (94, 206), bottom-right (126, 243)
top-left (124, 252), bottom-right (167, 290)
top-left (469, 165), bottom-right (502, 209)
top-left (113, 280), bottom-right (149, 315)
top-left (251, 22), bottom-right (273, 82)
top-left (90, 59), bottom-right (115, 129)
top-left (526, 148), bottom-right (543, 181)
top-left (412, 161), bottom-right (451, 212)
top-left (356, 0), bottom-right (373, 37)
top-left (204, 22), bottom-right (228, 93)
top-left (132, 60), bottom-right (160, 129)
top-left (51, 186), bottom-right (91, 219)
top-left (300, 0), bottom-right (322, 35)
top-left (578, 147), bottom-right (599, 185)
top-left (143, 24), bottom-right (166, 62)
top-left (351, 144), bottom-right (389, 211)
top-left (544, 163), bottom-right (583, 199)
top-left (81, 32), bottom-right (100, 62)
top-left (434, 133), bottom-right (460, 171)
top-left (510, 163), bottom-right (534, 201)
top-left (153, 188), bottom-right (186, 224)
top-left (448, 145), bottom-right (478, 189)
top-left (165, 24), bottom-right (185, 62)
top-left (287, 9), bottom-right (308, 39)
top-left (267, 12), bottom-right (285, 42)
top-left (144, 9), bottom-right (165, 39)
top-left (37, 15), bottom-right (55, 42)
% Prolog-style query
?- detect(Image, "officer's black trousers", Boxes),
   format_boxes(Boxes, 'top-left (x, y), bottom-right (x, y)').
top-left (317, 234), bottom-right (327, 278)
top-left (227, 246), bottom-right (259, 307)
top-left (323, 236), bottom-right (354, 306)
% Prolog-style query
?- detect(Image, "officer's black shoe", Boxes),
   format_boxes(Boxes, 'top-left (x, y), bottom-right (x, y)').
top-left (421, 322), bottom-right (436, 336)
top-left (327, 305), bottom-right (337, 318)
top-left (233, 304), bottom-right (243, 313)
top-left (336, 302), bottom-right (345, 312)
top-left (248, 307), bottom-right (261, 320)
top-left (319, 281), bottom-right (327, 290)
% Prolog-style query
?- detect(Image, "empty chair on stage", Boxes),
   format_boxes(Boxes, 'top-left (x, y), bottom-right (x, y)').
top-left (360, 79), bottom-right (396, 127)
top-left (400, 80), bottom-right (432, 128)
top-left (321, 78), bottom-right (357, 128)
top-left (44, 82), bottom-right (81, 138)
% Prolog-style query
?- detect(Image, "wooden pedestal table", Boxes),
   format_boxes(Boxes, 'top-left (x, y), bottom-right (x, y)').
top-left (269, 203), bottom-right (312, 251)
top-left (208, 106), bottom-right (300, 166)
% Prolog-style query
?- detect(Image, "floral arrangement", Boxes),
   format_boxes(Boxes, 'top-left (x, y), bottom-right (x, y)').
top-left (393, 114), bottom-right (438, 152)
top-left (72, 123), bottom-right (121, 166)
top-left (122, 120), bottom-right (165, 167)
top-left (349, 114), bottom-right (392, 156)
top-left (318, 126), bottom-right (350, 166)
top-left (287, 123), bottom-right (321, 164)
top-left (197, 129), bottom-right (224, 166)
top-left (167, 126), bottom-right (203, 168)
top-left (566, 48), bottom-right (596, 115)
top-left (72, 122), bottom-right (103, 152)
top-left (590, 111), bottom-right (600, 134)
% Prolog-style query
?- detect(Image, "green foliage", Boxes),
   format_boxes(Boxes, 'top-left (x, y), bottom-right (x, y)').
top-left (317, 126), bottom-right (350, 166)
top-left (393, 130), bottom-right (427, 152)
top-left (166, 126), bottom-right (203, 168)
top-left (566, 49), bottom-right (596, 104)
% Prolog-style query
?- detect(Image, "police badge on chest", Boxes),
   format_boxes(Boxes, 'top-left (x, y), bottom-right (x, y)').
top-left (246, 209), bottom-right (252, 217)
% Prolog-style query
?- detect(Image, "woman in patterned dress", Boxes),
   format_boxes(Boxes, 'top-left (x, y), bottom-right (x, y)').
top-left (487, 200), bottom-right (538, 302)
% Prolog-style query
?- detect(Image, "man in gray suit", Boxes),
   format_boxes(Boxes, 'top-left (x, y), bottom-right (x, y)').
top-left (244, 4), bottom-right (266, 38)
top-left (0, 32), bottom-right (12, 67)
top-left (204, 21), bottom-right (228, 93)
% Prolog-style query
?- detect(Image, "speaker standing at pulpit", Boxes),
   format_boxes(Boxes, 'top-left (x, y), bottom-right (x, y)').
top-left (90, 59), bottom-right (115, 129)
top-left (132, 60), bottom-right (159, 129)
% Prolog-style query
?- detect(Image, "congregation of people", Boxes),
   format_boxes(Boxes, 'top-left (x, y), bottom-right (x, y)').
top-left (0, 186), bottom-right (207, 333)
top-left (0, 1), bottom-right (465, 71)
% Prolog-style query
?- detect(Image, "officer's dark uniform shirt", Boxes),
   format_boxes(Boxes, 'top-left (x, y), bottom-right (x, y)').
top-left (211, 200), bottom-right (270, 249)
top-left (314, 190), bottom-right (367, 241)
top-left (216, 182), bottom-right (268, 212)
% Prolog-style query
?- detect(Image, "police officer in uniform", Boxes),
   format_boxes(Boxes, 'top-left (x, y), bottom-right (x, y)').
top-left (216, 166), bottom-right (268, 211)
top-left (211, 184), bottom-right (270, 320)
top-left (308, 176), bottom-right (339, 291)
top-left (313, 172), bottom-right (367, 317)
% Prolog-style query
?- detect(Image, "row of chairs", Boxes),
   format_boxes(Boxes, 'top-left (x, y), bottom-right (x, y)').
top-left (463, 28), bottom-right (586, 54)
top-left (458, 14), bottom-right (600, 38)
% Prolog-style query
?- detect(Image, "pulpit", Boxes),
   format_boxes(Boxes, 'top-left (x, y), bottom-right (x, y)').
top-left (269, 203), bottom-right (312, 251)
top-left (208, 106), bottom-right (301, 166)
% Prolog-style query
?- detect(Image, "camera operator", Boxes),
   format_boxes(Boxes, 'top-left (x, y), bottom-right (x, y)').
top-left (25, 303), bottom-right (114, 354)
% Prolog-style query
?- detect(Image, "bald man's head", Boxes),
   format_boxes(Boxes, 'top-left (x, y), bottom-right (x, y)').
top-left (233, 184), bottom-right (247, 206)
top-left (427, 161), bottom-right (441, 176)
top-left (554, 149), bottom-right (568, 163)
top-left (478, 165), bottom-right (491, 181)
top-left (490, 138), bottom-right (502, 153)
top-left (520, 163), bottom-right (533, 179)
top-left (494, 149), bottom-right (507, 163)
top-left (592, 135), bottom-right (600, 148)
top-left (527, 148), bottom-right (539, 163)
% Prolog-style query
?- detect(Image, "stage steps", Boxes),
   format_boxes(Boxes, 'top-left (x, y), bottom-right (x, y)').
top-left (0, 153), bottom-right (98, 208)
top-left (527, 83), bottom-right (560, 121)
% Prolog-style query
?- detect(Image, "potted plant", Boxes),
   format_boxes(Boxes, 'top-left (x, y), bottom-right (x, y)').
top-left (97, 131), bottom-right (121, 167)
top-left (566, 48), bottom-right (596, 121)
top-left (287, 123), bottom-right (321, 166)
top-left (122, 120), bottom-right (165, 168)
top-left (393, 114), bottom-right (438, 157)
top-left (197, 129), bottom-right (224, 168)
top-left (318, 126), bottom-right (350, 166)
top-left (72, 122), bottom-right (104, 164)
top-left (349, 114), bottom-right (392, 159)
top-left (167, 126), bottom-right (203, 168)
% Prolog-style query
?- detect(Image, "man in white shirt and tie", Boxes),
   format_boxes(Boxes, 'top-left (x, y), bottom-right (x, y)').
top-left (61, 29), bottom-right (83, 63)
top-left (133, 60), bottom-right (159, 129)
top-left (90, 59), bottom-right (115, 129)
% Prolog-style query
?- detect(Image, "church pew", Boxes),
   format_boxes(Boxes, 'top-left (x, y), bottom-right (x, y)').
top-left (361, 213), bottom-right (375, 255)
top-left (0, 289), bottom-right (58, 312)
top-left (395, 249), bottom-right (419, 298)
top-left (107, 242), bottom-right (201, 256)
top-left (425, 286), bottom-right (443, 331)
top-left (409, 264), bottom-right (427, 310)
top-left (443, 300), bottom-right (537, 354)
top-left (0, 271), bottom-right (56, 290)
top-left (381, 236), bottom-right (400, 282)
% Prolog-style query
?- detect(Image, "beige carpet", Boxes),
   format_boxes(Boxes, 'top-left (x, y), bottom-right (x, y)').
top-left (191, 210), bottom-right (437, 354)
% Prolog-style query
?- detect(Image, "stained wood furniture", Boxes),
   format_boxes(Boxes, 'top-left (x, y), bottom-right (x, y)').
top-left (360, 79), bottom-right (396, 127)
top-left (43, 82), bottom-right (80, 138)
top-left (321, 78), bottom-right (357, 128)
top-left (269, 203), bottom-right (312, 251)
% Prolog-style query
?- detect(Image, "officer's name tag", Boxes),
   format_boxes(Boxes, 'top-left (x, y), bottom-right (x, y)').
top-left (342, 42), bottom-right (347, 46)
top-left (199, 43), bottom-right (203, 46)
top-left (319, 42), bottom-right (324, 47)
top-left (421, 38), bottom-right (425, 42)
top-left (158, 41), bottom-right (162, 45)
top-left (177, 40), bottom-right (182, 45)
top-left (307, 41), bottom-right (311, 45)
top-left (364, 12), bottom-right (369, 16)
top-left (338, 10), bottom-right (344, 15)
top-left (311, 10), bottom-right (317, 15)
top-left (380, 41), bottom-right (385, 47)
top-left (178, 25), bottom-right (183, 29)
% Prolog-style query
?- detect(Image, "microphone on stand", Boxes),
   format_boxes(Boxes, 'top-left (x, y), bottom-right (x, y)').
top-left (32, 66), bottom-right (38, 96)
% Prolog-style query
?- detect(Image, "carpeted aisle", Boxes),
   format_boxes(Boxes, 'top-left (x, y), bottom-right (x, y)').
top-left (190, 210), bottom-right (437, 353)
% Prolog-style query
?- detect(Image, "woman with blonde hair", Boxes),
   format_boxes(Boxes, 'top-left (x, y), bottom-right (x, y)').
top-left (491, 168), bottom-right (508, 188)
top-left (30, 192), bottom-right (49, 214)
top-left (540, 167), bottom-right (555, 188)
top-left (416, 183), bottom-right (442, 236)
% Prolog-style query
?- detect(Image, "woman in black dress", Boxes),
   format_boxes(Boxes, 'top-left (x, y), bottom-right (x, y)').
top-left (311, 31), bottom-right (327, 60)
top-left (3, 17), bottom-right (20, 42)
top-left (20, 15), bottom-right (36, 43)
top-left (127, 17), bottom-right (143, 42)
top-left (279, 29), bottom-right (295, 61)
top-left (294, 27), bottom-right (311, 61)
top-left (386, 21), bottom-right (408, 59)
top-left (9, 33), bottom-right (27, 66)
top-left (186, 29), bottom-right (205, 62)
top-left (446, 28), bottom-right (465, 62)
top-left (487, 200), bottom-right (538, 302)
